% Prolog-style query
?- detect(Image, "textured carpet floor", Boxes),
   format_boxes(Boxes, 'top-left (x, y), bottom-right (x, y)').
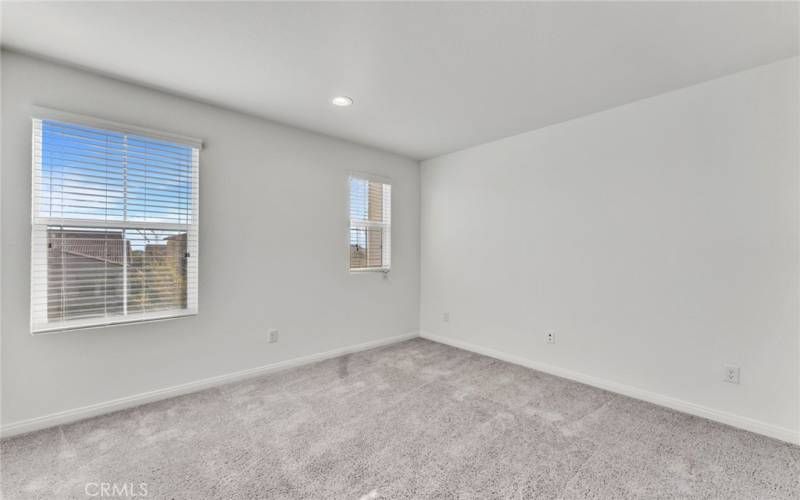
top-left (1, 338), bottom-right (798, 499)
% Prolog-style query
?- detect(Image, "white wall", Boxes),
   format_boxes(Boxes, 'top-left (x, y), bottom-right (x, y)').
top-left (421, 58), bottom-right (799, 442)
top-left (0, 51), bottom-right (420, 429)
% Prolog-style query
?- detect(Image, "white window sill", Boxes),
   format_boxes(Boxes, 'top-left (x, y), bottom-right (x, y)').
top-left (31, 309), bottom-right (198, 335)
top-left (349, 267), bottom-right (390, 274)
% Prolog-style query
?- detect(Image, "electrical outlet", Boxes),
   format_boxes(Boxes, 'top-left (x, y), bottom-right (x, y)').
top-left (442, 312), bottom-right (450, 322)
top-left (268, 329), bottom-right (279, 343)
top-left (546, 330), bottom-right (556, 344)
top-left (724, 365), bottom-right (740, 384)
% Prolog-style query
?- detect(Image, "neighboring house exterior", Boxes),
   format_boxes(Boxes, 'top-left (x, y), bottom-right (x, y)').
top-left (47, 228), bottom-right (188, 321)
top-left (47, 229), bottom-right (127, 321)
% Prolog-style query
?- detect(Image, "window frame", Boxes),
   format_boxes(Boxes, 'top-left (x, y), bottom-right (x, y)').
top-left (29, 108), bottom-right (202, 334)
top-left (348, 172), bottom-right (392, 273)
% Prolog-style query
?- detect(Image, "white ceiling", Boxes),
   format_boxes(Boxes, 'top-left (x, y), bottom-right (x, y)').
top-left (2, 2), bottom-right (797, 160)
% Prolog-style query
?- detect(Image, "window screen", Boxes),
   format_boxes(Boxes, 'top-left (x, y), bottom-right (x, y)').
top-left (31, 118), bottom-right (200, 333)
top-left (349, 175), bottom-right (391, 271)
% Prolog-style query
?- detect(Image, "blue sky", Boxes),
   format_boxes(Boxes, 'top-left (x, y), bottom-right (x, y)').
top-left (349, 177), bottom-right (368, 247)
top-left (39, 119), bottom-right (194, 226)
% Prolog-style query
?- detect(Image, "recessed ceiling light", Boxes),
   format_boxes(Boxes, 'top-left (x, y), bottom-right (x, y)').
top-left (331, 96), bottom-right (353, 107)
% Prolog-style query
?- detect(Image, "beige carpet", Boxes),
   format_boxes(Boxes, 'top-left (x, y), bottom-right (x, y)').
top-left (2, 338), bottom-right (798, 499)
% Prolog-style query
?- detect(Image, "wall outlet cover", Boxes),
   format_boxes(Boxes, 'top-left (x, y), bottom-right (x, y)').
top-left (724, 365), bottom-right (740, 384)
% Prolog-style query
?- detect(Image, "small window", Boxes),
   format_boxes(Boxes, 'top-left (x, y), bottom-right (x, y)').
top-left (349, 175), bottom-right (391, 271)
top-left (31, 117), bottom-right (200, 333)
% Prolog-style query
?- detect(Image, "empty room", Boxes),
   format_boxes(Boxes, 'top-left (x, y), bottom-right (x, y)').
top-left (0, 1), bottom-right (798, 498)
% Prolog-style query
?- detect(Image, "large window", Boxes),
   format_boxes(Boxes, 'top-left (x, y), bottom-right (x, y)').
top-left (31, 116), bottom-right (200, 333)
top-left (349, 174), bottom-right (391, 271)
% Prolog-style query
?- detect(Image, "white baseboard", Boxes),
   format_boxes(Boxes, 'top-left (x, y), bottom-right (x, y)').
top-left (0, 331), bottom-right (419, 439)
top-left (420, 331), bottom-right (799, 445)
top-left (6, 330), bottom-right (797, 445)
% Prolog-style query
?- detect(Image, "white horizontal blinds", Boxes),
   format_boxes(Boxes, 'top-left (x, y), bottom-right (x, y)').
top-left (349, 176), bottom-right (391, 270)
top-left (31, 118), bottom-right (199, 333)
